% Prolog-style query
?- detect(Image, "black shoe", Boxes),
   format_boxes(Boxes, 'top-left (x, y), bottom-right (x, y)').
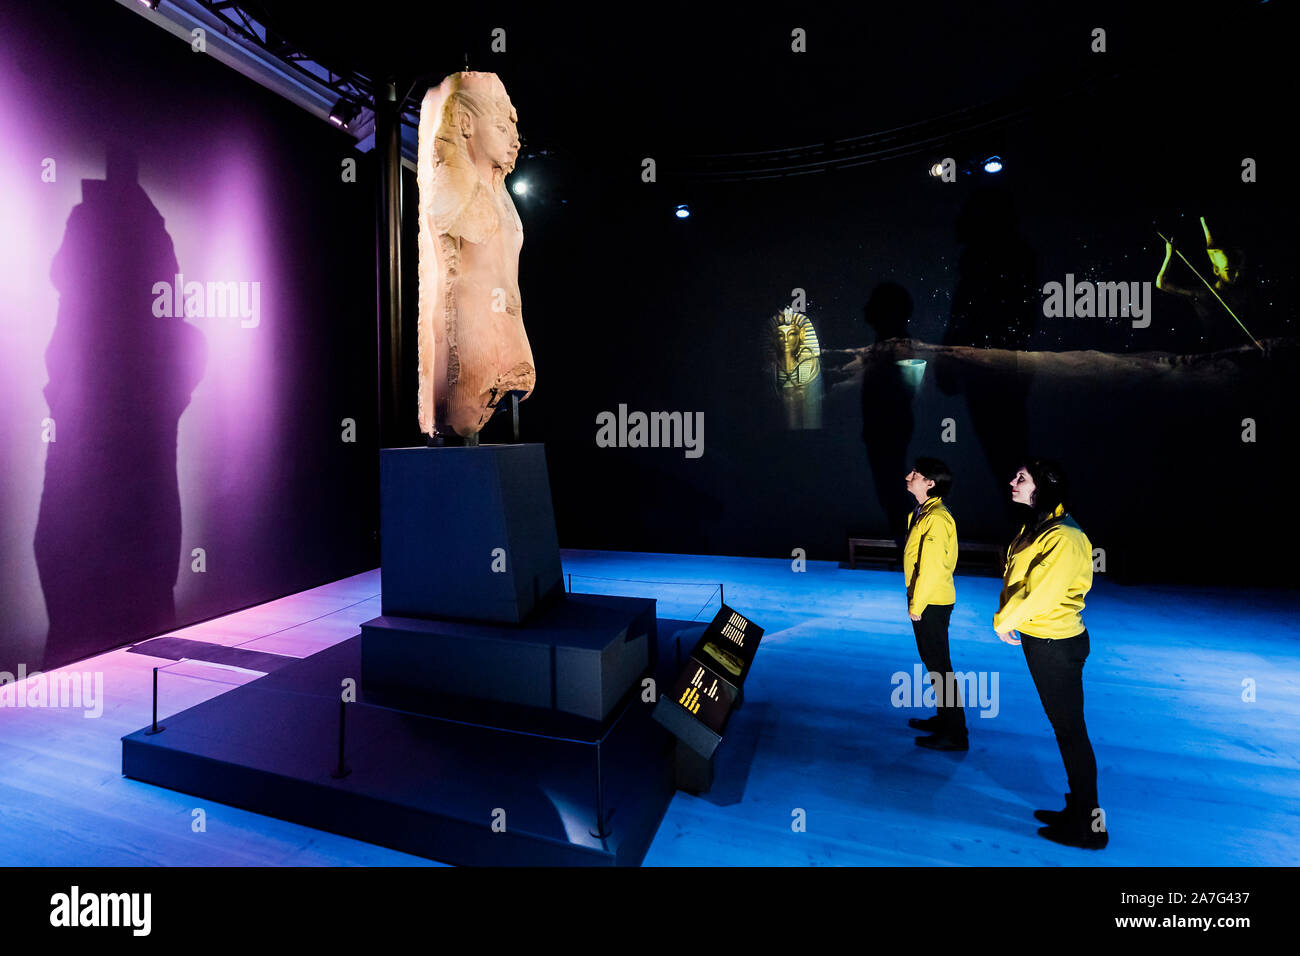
top-left (915, 733), bottom-right (969, 751)
top-left (1033, 793), bottom-right (1074, 826)
top-left (908, 716), bottom-right (942, 732)
top-left (1037, 821), bottom-right (1109, 850)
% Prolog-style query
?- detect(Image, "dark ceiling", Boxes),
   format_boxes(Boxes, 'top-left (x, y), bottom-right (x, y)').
top-left (243, 0), bottom-right (1284, 160)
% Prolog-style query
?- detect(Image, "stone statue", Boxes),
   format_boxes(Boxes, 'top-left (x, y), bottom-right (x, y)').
top-left (417, 71), bottom-right (533, 441)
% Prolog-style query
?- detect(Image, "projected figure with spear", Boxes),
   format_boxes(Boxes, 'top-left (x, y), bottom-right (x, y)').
top-left (1155, 216), bottom-right (1261, 351)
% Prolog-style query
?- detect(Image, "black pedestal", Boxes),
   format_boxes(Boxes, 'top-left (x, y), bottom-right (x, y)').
top-left (119, 442), bottom-right (684, 864)
top-left (361, 593), bottom-right (656, 722)
top-left (379, 445), bottom-right (563, 624)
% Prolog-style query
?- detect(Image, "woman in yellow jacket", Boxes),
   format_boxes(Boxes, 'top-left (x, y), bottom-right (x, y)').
top-left (902, 457), bottom-right (965, 750)
top-left (994, 458), bottom-right (1107, 850)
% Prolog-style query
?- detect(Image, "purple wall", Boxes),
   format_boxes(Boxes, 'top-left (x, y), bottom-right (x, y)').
top-left (0, 0), bottom-right (378, 671)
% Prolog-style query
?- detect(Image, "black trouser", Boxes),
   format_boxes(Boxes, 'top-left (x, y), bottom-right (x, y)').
top-left (1021, 630), bottom-right (1098, 813)
top-left (911, 603), bottom-right (966, 739)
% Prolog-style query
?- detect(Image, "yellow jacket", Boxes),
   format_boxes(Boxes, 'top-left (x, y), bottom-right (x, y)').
top-left (903, 496), bottom-right (957, 615)
top-left (993, 504), bottom-right (1093, 639)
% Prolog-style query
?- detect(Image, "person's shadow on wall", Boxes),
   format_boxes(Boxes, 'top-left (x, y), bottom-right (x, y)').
top-left (860, 282), bottom-right (915, 543)
top-left (938, 186), bottom-right (1038, 499)
top-left (34, 145), bottom-right (206, 670)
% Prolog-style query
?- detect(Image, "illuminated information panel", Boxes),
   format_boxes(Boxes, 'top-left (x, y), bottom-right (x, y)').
top-left (653, 604), bottom-right (764, 758)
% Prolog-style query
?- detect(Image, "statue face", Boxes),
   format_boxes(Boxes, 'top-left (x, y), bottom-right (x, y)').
top-left (776, 324), bottom-right (801, 366)
top-left (474, 110), bottom-right (520, 174)
top-left (1208, 247), bottom-right (1239, 285)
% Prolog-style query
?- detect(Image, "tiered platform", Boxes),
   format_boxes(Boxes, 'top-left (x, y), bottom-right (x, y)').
top-left (121, 611), bottom-right (702, 866)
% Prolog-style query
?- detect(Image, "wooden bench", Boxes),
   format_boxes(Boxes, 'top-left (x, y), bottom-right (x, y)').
top-left (848, 538), bottom-right (899, 570)
top-left (849, 537), bottom-right (1005, 575)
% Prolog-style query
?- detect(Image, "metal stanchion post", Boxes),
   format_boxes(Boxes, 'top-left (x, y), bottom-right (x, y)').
top-left (589, 738), bottom-right (612, 840)
top-left (145, 667), bottom-right (165, 735)
top-left (331, 699), bottom-right (351, 779)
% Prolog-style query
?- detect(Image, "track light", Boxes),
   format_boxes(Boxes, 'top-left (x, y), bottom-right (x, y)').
top-left (328, 99), bottom-right (361, 130)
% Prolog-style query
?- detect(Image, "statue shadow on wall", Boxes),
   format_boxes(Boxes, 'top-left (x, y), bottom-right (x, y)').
top-left (860, 282), bottom-right (915, 543)
top-left (34, 144), bottom-right (206, 670)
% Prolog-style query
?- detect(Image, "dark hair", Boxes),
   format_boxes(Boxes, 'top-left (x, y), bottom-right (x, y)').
top-left (913, 456), bottom-right (953, 498)
top-left (1021, 457), bottom-right (1069, 526)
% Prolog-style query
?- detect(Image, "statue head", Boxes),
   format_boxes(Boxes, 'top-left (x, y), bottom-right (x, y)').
top-left (763, 309), bottom-right (821, 386)
top-left (776, 318), bottom-right (806, 367)
top-left (420, 72), bottom-right (519, 185)
top-left (1207, 245), bottom-right (1245, 286)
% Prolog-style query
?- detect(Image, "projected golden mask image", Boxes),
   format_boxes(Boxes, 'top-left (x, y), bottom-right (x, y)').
top-left (762, 308), bottom-right (824, 430)
top-left (765, 308), bottom-right (822, 387)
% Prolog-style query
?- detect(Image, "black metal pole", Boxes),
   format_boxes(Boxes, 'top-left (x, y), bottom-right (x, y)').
top-left (374, 78), bottom-right (407, 448)
top-left (589, 739), bottom-right (611, 840)
top-left (146, 666), bottom-right (164, 735)
top-left (332, 699), bottom-right (351, 779)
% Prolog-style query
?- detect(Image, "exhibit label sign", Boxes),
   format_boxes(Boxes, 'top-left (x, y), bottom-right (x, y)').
top-left (653, 605), bottom-right (764, 758)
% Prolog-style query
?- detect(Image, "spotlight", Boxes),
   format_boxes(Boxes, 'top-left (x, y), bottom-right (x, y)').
top-left (675, 204), bottom-right (690, 219)
top-left (511, 180), bottom-right (528, 196)
top-left (982, 155), bottom-right (1003, 174)
top-left (136, 0), bottom-right (162, 8)
top-left (928, 162), bottom-right (945, 177)
top-left (328, 99), bottom-right (361, 130)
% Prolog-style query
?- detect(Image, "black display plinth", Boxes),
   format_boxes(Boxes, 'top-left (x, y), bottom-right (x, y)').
top-left (119, 442), bottom-right (691, 864)
top-left (121, 630), bottom-right (684, 866)
top-left (657, 624), bottom-right (743, 789)
top-left (379, 445), bottom-right (563, 624)
top-left (361, 593), bottom-right (656, 722)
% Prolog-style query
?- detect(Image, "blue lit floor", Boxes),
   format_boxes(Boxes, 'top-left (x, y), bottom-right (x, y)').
top-left (2, 551), bottom-right (1297, 866)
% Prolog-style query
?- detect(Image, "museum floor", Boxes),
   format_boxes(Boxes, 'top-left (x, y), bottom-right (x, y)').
top-left (3, 550), bottom-right (1297, 866)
